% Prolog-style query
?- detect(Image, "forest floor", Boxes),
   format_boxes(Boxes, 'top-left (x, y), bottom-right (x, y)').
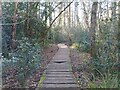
top-left (69, 48), bottom-right (92, 88)
top-left (3, 44), bottom-right (59, 88)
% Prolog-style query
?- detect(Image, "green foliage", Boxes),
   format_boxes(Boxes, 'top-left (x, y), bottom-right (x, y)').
top-left (38, 74), bottom-right (46, 87)
top-left (2, 37), bottom-right (42, 86)
top-left (2, 2), bottom-right (52, 87)
top-left (92, 19), bottom-right (119, 74)
top-left (90, 58), bottom-right (119, 74)
top-left (69, 26), bottom-right (89, 52)
top-left (87, 70), bottom-right (118, 88)
top-left (51, 27), bottom-right (67, 43)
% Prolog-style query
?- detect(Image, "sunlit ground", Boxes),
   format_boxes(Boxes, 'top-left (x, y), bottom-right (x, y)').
top-left (58, 43), bottom-right (68, 48)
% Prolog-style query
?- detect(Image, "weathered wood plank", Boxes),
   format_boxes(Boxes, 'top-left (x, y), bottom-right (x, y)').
top-left (42, 84), bottom-right (78, 88)
top-left (40, 44), bottom-right (77, 88)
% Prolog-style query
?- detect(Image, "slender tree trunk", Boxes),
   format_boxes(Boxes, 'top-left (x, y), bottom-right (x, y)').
top-left (0, 2), bottom-right (2, 88)
top-left (64, 2), bottom-right (66, 30)
top-left (48, 2), bottom-right (52, 42)
top-left (110, 2), bottom-right (116, 33)
top-left (89, 2), bottom-right (98, 57)
top-left (0, 2), bottom-right (2, 55)
top-left (82, 2), bottom-right (89, 31)
top-left (74, 2), bottom-right (78, 27)
top-left (73, 4), bottom-right (76, 27)
top-left (118, 1), bottom-right (120, 79)
top-left (11, 1), bottom-right (18, 50)
top-left (26, 2), bottom-right (29, 35)
top-left (39, 2), bottom-right (40, 19)
top-left (72, 5), bottom-right (75, 27)
top-left (29, 2), bottom-right (33, 36)
top-left (45, 2), bottom-right (47, 26)
top-left (58, 2), bottom-right (62, 27)
top-left (68, 1), bottom-right (71, 29)
top-left (110, 2), bottom-right (117, 61)
top-left (106, 1), bottom-right (109, 18)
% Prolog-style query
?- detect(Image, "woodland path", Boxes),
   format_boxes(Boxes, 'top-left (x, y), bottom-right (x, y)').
top-left (41, 44), bottom-right (78, 88)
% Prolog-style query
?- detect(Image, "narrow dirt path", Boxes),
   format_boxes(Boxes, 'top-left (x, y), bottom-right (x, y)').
top-left (41, 44), bottom-right (78, 88)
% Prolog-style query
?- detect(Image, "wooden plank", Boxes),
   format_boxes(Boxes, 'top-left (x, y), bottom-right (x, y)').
top-left (42, 84), bottom-right (78, 88)
top-left (41, 44), bottom-right (77, 88)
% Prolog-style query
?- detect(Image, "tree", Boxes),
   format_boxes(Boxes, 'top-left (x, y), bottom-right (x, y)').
top-left (89, 2), bottom-right (98, 57)
top-left (0, 1), bottom-right (2, 55)
top-left (11, 1), bottom-right (18, 50)
top-left (110, 2), bottom-right (116, 32)
top-left (48, 2), bottom-right (53, 42)
top-left (25, 2), bottom-right (29, 35)
top-left (58, 2), bottom-right (62, 27)
top-left (44, 2), bottom-right (48, 25)
top-left (118, 1), bottom-right (120, 74)
top-left (82, 2), bottom-right (89, 31)
top-left (49, 1), bottom-right (73, 29)
top-left (68, 0), bottom-right (71, 28)
top-left (109, 2), bottom-right (117, 61)
top-left (74, 2), bottom-right (79, 27)
top-left (63, 2), bottom-right (66, 29)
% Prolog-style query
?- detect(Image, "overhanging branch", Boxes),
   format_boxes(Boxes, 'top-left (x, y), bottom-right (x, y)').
top-left (40, 1), bottom-right (74, 42)
top-left (48, 0), bottom-right (74, 29)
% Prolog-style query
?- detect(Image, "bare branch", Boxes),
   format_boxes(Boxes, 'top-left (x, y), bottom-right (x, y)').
top-left (48, 0), bottom-right (74, 29)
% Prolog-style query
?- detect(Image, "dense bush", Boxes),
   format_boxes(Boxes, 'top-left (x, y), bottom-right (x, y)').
top-left (69, 26), bottom-right (89, 52)
top-left (69, 24), bottom-right (119, 88)
top-left (90, 58), bottom-right (119, 75)
top-left (51, 27), bottom-right (67, 43)
top-left (2, 37), bottom-right (42, 86)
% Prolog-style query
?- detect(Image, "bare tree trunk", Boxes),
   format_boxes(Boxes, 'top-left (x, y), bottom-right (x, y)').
top-left (89, 2), bottom-right (98, 57)
top-left (44, 2), bottom-right (48, 26)
top-left (0, 2), bottom-right (2, 55)
top-left (74, 2), bottom-right (79, 27)
top-left (48, 2), bottom-right (52, 42)
top-left (106, 1), bottom-right (109, 18)
top-left (82, 2), bottom-right (89, 31)
top-left (68, 1), bottom-right (71, 29)
top-left (64, 2), bottom-right (66, 30)
top-left (111, 2), bottom-right (116, 32)
top-left (118, 1), bottom-right (120, 79)
top-left (58, 2), bottom-right (62, 27)
top-left (110, 2), bottom-right (117, 61)
top-left (26, 2), bottom-right (29, 35)
top-left (66, 0), bottom-right (71, 45)
top-left (0, 2), bottom-right (2, 88)
top-left (11, 1), bottom-right (18, 50)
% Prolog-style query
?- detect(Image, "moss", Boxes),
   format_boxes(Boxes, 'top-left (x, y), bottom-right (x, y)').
top-left (38, 74), bottom-right (46, 88)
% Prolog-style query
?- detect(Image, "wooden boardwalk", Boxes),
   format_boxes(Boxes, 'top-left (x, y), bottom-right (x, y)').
top-left (41, 44), bottom-right (78, 88)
